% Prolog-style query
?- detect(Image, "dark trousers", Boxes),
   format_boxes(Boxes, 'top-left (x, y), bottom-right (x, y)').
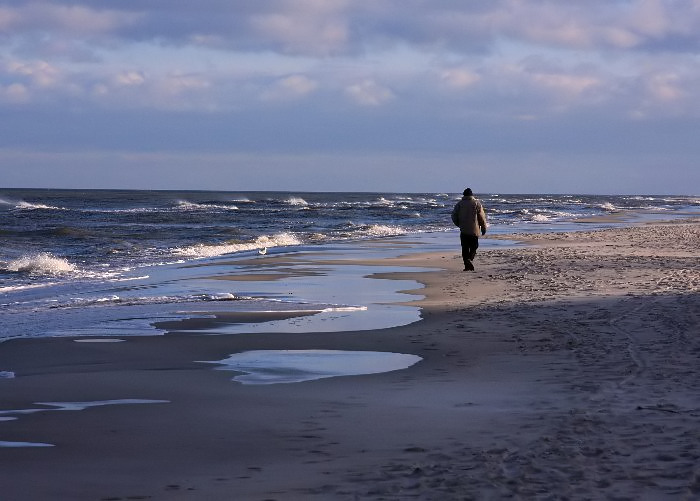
top-left (460, 233), bottom-right (479, 268)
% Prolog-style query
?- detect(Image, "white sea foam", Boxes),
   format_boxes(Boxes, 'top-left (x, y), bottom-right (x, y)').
top-left (529, 210), bottom-right (578, 222)
top-left (5, 253), bottom-right (76, 275)
top-left (15, 201), bottom-right (66, 210)
top-left (49, 292), bottom-right (253, 310)
top-left (174, 232), bottom-right (302, 258)
top-left (600, 202), bottom-right (618, 211)
top-left (374, 197), bottom-right (395, 206)
top-left (0, 198), bottom-right (65, 210)
top-left (285, 197), bottom-right (308, 206)
top-left (81, 206), bottom-right (157, 214)
top-left (0, 282), bottom-right (55, 294)
top-left (364, 224), bottom-right (407, 237)
top-left (177, 200), bottom-right (238, 211)
top-left (108, 275), bottom-right (150, 283)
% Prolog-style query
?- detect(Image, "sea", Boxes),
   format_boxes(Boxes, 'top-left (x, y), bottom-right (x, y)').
top-left (1, 189), bottom-right (698, 344)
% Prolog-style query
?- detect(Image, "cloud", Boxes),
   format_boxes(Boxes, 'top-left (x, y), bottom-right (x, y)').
top-left (2, 1), bottom-right (700, 194)
top-left (0, 82), bottom-right (29, 103)
top-left (250, 0), bottom-right (350, 55)
top-left (0, 3), bottom-right (142, 36)
top-left (440, 68), bottom-right (482, 90)
top-left (345, 79), bottom-right (395, 106)
top-left (90, 71), bottom-right (214, 111)
top-left (2, 1), bottom-right (700, 56)
top-left (7, 59), bottom-right (60, 87)
top-left (260, 74), bottom-right (318, 101)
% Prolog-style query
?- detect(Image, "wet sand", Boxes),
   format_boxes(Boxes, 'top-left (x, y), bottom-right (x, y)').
top-left (1, 220), bottom-right (699, 500)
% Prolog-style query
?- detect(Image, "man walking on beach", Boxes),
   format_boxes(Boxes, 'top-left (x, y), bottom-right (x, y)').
top-left (451, 188), bottom-right (487, 271)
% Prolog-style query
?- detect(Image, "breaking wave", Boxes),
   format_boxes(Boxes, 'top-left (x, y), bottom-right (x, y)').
top-left (176, 200), bottom-right (239, 211)
top-left (599, 202), bottom-right (618, 211)
top-left (284, 197), bottom-right (309, 206)
top-left (363, 224), bottom-right (408, 237)
top-left (4, 253), bottom-right (77, 276)
top-left (0, 198), bottom-right (66, 211)
top-left (173, 233), bottom-right (303, 259)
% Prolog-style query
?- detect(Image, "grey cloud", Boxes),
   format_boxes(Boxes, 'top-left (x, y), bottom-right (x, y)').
top-left (4, 0), bottom-right (699, 56)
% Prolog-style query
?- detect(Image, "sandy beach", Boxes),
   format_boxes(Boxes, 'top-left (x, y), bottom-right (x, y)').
top-left (1, 220), bottom-right (699, 500)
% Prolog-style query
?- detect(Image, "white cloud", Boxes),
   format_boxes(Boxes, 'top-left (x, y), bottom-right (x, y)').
top-left (114, 71), bottom-right (146, 87)
top-left (646, 72), bottom-right (684, 102)
top-left (1, 82), bottom-right (30, 103)
top-left (260, 74), bottom-right (318, 101)
top-left (345, 79), bottom-right (394, 106)
top-left (440, 68), bottom-right (481, 89)
top-left (101, 72), bottom-right (213, 111)
top-left (7, 60), bottom-right (61, 87)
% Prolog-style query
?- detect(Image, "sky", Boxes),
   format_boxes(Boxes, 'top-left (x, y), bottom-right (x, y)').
top-left (1, 0), bottom-right (699, 194)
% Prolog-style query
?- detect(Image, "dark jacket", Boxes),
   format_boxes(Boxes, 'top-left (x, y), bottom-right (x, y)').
top-left (451, 196), bottom-right (487, 236)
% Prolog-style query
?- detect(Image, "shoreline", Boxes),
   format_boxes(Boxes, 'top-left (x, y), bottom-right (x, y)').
top-left (1, 220), bottom-right (699, 499)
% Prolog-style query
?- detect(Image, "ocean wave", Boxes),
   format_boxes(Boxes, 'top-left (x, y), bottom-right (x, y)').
top-left (15, 201), bottom-right (67, 210)
top-left (0, 198), bottom-right (66, 211)
top-left (173, 232), bottom-right (303, 259)
top-left (80, 206), bottom-right (159, 214)
top-left (1, 253), bottom-right (132, 282)
top-left (374, 197), bottom-right (395, 206)
top-left (598, 202), bottom-right (619, 211)
top-left (284, 197), bottom-right (309, 206)
top-left (328, 222), bottom-right (411, 240)
top-left (4, 253), bottom-right (77, 276)
top-left (517, 209), bottom-right (580, 223)
top-left (176, 200), bottom-right (239, 211)
top-left (626, 196), bottom-right (656, 201)
top-left (362, 224), bottom-right (408, 237)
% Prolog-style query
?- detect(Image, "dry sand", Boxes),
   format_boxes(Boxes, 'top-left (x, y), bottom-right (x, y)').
top-left (1, 220), bottom-right (699, 500)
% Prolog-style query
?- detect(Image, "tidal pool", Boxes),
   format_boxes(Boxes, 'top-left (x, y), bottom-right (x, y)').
top-left (206, 349), bottom-right (422, 385)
